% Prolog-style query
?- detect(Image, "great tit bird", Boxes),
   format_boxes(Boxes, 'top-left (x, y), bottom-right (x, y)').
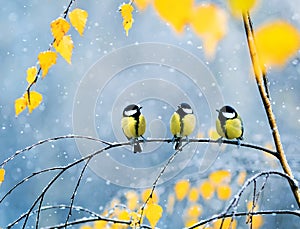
top-left (170, 103), bottom-right (196, 150)
top-left (121, 104), bottom-right (146, 153)
top-left (216, 105), bottom-right (244, 142)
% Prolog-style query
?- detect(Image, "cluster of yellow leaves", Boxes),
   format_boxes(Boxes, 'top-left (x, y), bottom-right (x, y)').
top-left (169, 170), bottom-right (250, 228)
top-left (80, 189), bottom-right (161, 229)
top-left (15, 91), bottom-right (43, 116)
top-left (119, 3), bottom-right (134, 36)
top-left (15, 8), bottom-right (88, 116)
top-left (134, 0), bottom-right (229, 59)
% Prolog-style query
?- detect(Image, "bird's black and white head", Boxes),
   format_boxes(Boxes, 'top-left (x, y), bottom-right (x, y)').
top-left (177, 103), bottom-right (194, 116)
top-left (217, 105), bottom-right (237, 120)
top-left (123, 104), bottom-right (142, 117)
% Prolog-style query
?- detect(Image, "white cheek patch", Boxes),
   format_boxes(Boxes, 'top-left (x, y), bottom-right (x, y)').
top-left (125, 109), bottom-right (137, 116)
top-left (222, 112), bottom-right (235, 119)
top-left (182, 108), bottom-right (193, 114)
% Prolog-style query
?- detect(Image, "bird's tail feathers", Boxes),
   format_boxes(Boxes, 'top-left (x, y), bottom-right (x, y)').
top-left (173, 137), bottom-right (182, 151)
top-left (133, 141), bottom-right (142, 153)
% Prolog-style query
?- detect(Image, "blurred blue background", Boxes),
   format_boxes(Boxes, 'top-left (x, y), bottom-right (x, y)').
top-left (0, 0), bottom-right (299, 227)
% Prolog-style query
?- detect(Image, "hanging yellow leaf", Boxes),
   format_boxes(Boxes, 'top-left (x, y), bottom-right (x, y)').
top-left (186, 204), bottom-right (202, 218)
top-left (190, 4), bottom-right (228, 59)
top-left (237, 170), bottom-right (247, 186)
top-left (213, 218), bottom-right (237, 229)
top-left (145, 203), bottom-right (163, 229)
top-left (199, 180), bottom-right (215, 200)
top-left (15, 97), bottom-right (27, 116)
top-left (119, 3), bottom-right (134, 36)
top-left (54, 35), bottom-right (74, 64)
top-left (216, 184), bottom-right (231, 200)
top-left (227, 0), bottom-right (258, 16)
top-left (174, 179), bottom-right (190, 201)
top-left (125, 190), bottom-right (139, 210)
top-left (50, 17), bottom-right (70, 44)
top-left (142, 189), bottom-right (159, 204)
top-left (38, 51), bottom-right (57, 77)
top-left (209, 170), bottom-right (231, 186)
top-left (255, 20), bottom-right (300, 68)
top-left (153, 0), bottom-right (193, 33)
top-left (26, 66), bottom-right (38, 84)
top-left (69, 8), bottom-right (88, 36)
top-left (0, 168), bottom-right (5, 183)
top-left (24, 91), bottom-right (43, 113)
top-left (134, 0), bottom-right (152, 11)
top-left (188, 187), bottom-right (199, 202)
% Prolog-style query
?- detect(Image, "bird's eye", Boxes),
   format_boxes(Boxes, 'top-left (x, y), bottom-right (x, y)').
top-left (182, 108), bottom-right (193, 114)
top-left (222, 112), bottom-right (235, 119)
top-left (124, 109), bottom-right (137, 116)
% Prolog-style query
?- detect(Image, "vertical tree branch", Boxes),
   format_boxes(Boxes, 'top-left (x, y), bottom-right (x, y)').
top-left (242, 11), bottom-right (300, 207)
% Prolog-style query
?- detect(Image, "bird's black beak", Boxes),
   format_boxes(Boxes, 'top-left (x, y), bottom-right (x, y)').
top-left (216, 109), bottom-right (220, 113)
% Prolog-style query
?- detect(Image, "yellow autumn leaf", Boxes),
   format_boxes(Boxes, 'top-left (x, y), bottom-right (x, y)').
top-left (94, 220), bottom-right (107, 229)
top-left (153, 0), bottom-right (193, 33)
top-left (38, 51), bottom-right (57, 77)
top-left (250, 215), bottom-right (264, 229)
top-left (216, 184), bottom-right (232, 200)
top-left (190, 4), bottom-right (228, 59)
top-left (142, 189), bottom-right (159, 204)
top-left (50, 17), bottom-right (70, 44)
top-left (134, 0), bottom-right (152, 11)
top-left (15, 97), bottom-right (27, 116)
top-left (188, 187), bottom-right (199, 202)
top-left (54, 35), bottom-right (74, 64)
top-left (24, 91), bottom-right (43, 113)
top-left (120, 3), bottom-right (134, 36)
top-left (237, 170), bottom-right (247, 186)
top-left (145, 203), bottom-right (163, 229)
top-left (213, 218), bottom-right (237, 229)
top-left (199, 180), bottom-right (215, 200)
top-left (125, 190), bottom-right (139, 210)
top-left (26, 66), bottom-right (38, 84)
top-left (255, 20), bottom-right (300, 68)
top-left (0, 168), bottom-right (5, 183)
top-left (69, 8), bottom-right (88, 36)
top-left (174, 179), bottom-right (190, 201)
top-left (186, 204), bottom-right (202, 218)
top-left (209, 170), bottom-right (231, 186)
top-left (227, 0), bottom-right (258, 16)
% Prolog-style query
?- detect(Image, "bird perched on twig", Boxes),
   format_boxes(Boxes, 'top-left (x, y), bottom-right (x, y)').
top-left (121, 104), bottom-right (146, 153)
top-left (170, 103), bottom-right (196, 150)
top-left (216, 105), bottom-right (244, 144)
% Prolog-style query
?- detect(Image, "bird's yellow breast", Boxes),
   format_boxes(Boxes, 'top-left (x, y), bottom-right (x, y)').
top-left (170, 113), bottom-right (196, 137)
top-left (216, 117), bottom-right (243, 139)
top-left (121, 115), bottom-right (146, 139)
top-left (170, 113), bottom-right (181, 136)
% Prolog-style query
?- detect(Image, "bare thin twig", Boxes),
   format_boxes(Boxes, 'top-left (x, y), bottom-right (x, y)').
top-left (242, 11), bottom-right (300, 207)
